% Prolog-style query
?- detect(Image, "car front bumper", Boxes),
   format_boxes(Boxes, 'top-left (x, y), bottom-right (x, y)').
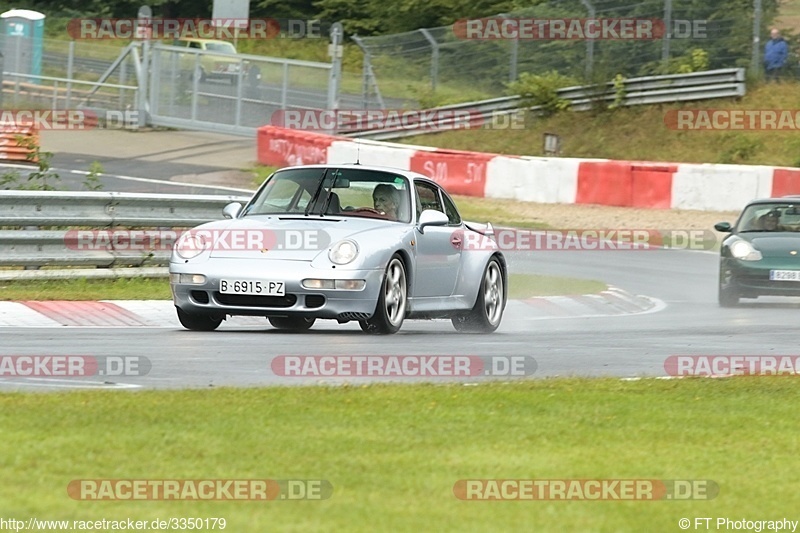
top-left (723, 259), bottom-right (800, 296)
top-left (170, 258), bottom-right (384, 320)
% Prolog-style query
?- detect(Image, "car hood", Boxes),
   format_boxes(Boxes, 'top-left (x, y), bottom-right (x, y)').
top-left (741, 233), bottom-right (800, 258)
top-left (195, 216), bottom-right (406, 259)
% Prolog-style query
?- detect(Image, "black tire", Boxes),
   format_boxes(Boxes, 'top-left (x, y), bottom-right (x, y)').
top-left (268, 317), bottom-right (316, 331)
top-left (176, 307), bottom-right (223, 331)
top-left (451, 258), bottom-right (506, 333)
top-left (362, 255), bottom-right (407, 334)
top-left (718, 281), bottom-right (740, 307)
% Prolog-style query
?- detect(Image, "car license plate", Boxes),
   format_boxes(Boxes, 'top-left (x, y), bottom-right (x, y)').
top-left (220, 279), bottom-right (285, 296)
top-left (769, 270), bottom-right (800, 281)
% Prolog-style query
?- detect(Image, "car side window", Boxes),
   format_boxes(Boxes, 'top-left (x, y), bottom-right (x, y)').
top-left (414, 182), bottom-right (444, 222)
top-left (189, 41), bottom-right (201, 49)
top-left (441, 192), bottom-right (461, 225)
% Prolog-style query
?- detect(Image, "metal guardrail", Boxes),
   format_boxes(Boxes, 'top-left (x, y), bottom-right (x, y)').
top-left (343, 68), bottom-right (746, 141)
top-left (0, 191), bottom-right (250, 270)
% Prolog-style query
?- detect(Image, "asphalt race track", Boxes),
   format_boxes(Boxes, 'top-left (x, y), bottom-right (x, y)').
top-left (3, 242), bottom-right (800, 392)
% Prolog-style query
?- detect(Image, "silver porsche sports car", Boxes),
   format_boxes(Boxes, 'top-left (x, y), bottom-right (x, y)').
top-left (169, 164), bottom-right (507, 334)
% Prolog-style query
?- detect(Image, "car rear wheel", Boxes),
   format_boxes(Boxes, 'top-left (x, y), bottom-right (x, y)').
top-left (452, 258), bottom-right (505, 333)
top-left (362, 255), bottom-right (407, 334)
top-left (176, 307), bottom-right (223, 331)
top-left (268, 317), bottom-right (316, 331)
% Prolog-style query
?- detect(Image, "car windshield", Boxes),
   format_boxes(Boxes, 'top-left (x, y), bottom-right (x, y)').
top-left (205, 42), bottom-right (236, 53)
top-left (241, 167), bottom-right (412, 223)
top-left (738, 203), bottom-right (800, 232)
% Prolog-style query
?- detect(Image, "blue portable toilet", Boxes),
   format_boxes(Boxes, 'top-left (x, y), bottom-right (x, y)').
top-left (0, 9), bottom-right (45, 84)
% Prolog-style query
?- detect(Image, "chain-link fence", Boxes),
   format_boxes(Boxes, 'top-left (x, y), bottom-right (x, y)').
top-left (353, 0), bottom-right (774, 106)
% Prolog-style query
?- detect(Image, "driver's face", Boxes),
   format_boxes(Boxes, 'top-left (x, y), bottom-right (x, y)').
top-left (765, 216), bottom-right (779, 229)
top-left (373, 192), bottom-right (397, 215)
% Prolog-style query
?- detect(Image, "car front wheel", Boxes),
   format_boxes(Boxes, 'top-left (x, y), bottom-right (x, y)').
top-left (718, 280), bottom-right (740, 307)
top-left (362, 255), bottom-right (407, 334)
top-left (452, 258), bottom-right (505, 333)
top-left (176, 307), bottom-right (223, 331)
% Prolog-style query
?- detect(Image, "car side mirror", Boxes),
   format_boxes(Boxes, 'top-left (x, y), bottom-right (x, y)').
top-left (223, 202), bottom-right (243, 219)
top-left (714, 222), bottom-right (732, 232)
top-left (417, 209), bottom-right (449, 233)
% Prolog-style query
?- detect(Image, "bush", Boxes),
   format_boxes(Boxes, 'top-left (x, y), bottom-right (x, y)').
top-left (506, 71), bottom-right (577, 116)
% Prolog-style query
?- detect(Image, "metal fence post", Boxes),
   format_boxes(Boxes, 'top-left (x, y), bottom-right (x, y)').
top-left (281, 62), bottom-right (289, 110)
top-left (419, 28), bottom-right (439, 92)
top-left (328, 22), bottom-right (343, 110)
top-left (661, 0), bottom-right (672, 65)
top-left (352, 35), bottom-right (371, 108)
top-left (752, 0), bottom-right (762, 77)
top-left (66, 41), bottom-right (74, 108)
top-left (499, 14), bottom-right (519, 83)
top-left (580, 0), bottom-right (595, 79)
top-left (0, 53), bottom-right (4, 109)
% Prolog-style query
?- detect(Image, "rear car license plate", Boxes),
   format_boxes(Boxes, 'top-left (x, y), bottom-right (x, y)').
top-left (769, 270), bottom-right (800, 281)
top-left (220, 279), bottom-right (285, 296)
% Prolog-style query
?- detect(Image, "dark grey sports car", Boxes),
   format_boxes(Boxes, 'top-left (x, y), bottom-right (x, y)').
top-left (715, 197), bottom-right (800, 306)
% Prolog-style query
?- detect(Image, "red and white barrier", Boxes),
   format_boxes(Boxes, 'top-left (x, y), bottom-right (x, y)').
top-left (257, 125), bottom-right (800, 212)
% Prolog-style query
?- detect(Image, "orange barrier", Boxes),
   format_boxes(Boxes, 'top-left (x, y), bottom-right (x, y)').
top-left (0, 125), bottom-right (38, 163)
top-left (410, 149), bottom-right (493, 197)
top-left (771, 168), bottom-right (800, 197)
top-left (576, 161), bottom-right (676, 208)
top-left (257, 126), bottom-right (334, 167)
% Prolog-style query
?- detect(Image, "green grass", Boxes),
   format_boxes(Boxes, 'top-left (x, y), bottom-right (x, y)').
top-left (0, 273), bottom-right (603, 300)
top-left (509, 273), bottom-right (606, 298)
top-left (2, 378), bottom-right (798, 529)
top-left (0, 278), bottom-right (171, 301)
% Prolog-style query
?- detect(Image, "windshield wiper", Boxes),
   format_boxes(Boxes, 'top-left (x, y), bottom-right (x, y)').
top-left (304, 168), bottom-right (329, 217)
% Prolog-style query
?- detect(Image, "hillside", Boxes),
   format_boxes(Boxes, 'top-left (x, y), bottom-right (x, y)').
top-left (401, 82), bottom-right (800, 167)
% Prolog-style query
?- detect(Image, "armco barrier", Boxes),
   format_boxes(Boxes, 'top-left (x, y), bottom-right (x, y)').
top-left (0, 124), bottom-right (38, 163)
top-left (0, 191), bottom-right (250, 269)
top-left (256, 125), bottom-right (800, 212)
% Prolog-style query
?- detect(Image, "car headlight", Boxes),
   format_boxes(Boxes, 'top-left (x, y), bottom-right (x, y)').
top-left (730, 240), bottom-right (762, 261)
top-left (328, 240), bottom-right (359, 265)
top-left (175, 232), bottom-right (208, 260)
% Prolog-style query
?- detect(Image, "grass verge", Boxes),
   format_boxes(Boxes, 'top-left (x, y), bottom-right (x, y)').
top-left (2, 377), bottom-right (797, 529)
top-left (509, 274), bottom-right (606, 298)
top-left (0, 278), bottom-right (172, 301)
top-left (0, 273), bottom-right (605, 301)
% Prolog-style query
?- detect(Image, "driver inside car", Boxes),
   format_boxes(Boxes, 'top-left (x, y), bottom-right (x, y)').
top-left (372, 184), bottom-right (400, 220)
top-left (759, 210), bottom-right (788, 231)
